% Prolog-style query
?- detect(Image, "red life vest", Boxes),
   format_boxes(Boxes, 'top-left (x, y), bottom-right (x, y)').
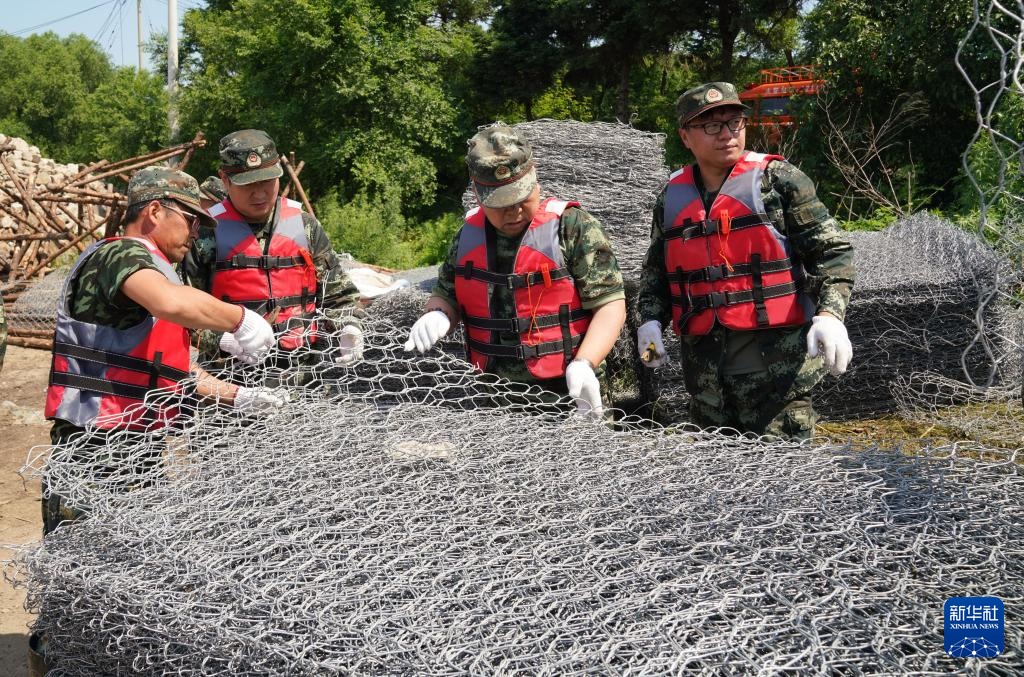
top-left (454, 198), bottom-right (592, 380)
top-left (209, 197), bottom-right (318, 350)
top-left (45, 238), bottom-right (191, 431)
top-left (663, 151), bottom-right (811, 335)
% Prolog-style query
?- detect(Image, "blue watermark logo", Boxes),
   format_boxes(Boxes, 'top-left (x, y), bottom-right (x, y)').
top-left (944, 597), bottom-right (1003, 658)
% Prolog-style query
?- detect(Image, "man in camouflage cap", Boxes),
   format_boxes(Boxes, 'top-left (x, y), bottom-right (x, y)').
top-left (183, 129), bottom-right (364, 368)
top-left (404, 122), bottom-right (627, 418)
top-left (198, 175), bottom-right (227, 210)
top-left (636, 82), bottom-right (855, 440)
top-left (42, 166), bottom-right (284, 529)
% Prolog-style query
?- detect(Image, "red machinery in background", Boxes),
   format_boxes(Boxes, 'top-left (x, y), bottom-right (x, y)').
top-left (739, 66), bottom-right (824, 147)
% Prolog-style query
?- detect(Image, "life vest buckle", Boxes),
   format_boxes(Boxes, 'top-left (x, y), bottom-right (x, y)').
top-left (708, 291), bottom-right (728, 309)
top-left (706, 264), bottom-right (727, 282)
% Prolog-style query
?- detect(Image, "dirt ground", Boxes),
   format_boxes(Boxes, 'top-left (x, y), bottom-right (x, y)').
top-left (0, 346), bottom-right (51, 677)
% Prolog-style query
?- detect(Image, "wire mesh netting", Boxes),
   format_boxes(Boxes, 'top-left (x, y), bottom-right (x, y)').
top-left (4, 266), bottom-right (69, 333)
top-left (6, 316), bottom-right (1023, 674)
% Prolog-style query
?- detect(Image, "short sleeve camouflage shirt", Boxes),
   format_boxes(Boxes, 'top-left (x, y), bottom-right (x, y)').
top-left (67, 239), bottom-right (161, 329)
top-left (431, 204), bottom-right (625, 384)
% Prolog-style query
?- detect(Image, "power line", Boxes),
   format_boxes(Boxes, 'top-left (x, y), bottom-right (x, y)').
top-left (10, 0), bottom-right (117, 36)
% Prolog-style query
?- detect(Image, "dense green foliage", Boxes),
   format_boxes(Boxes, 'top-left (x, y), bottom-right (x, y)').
top-left (0, 32), bottom-right (167, 164)
top-left (0, 0), bottom-right (1015, 266)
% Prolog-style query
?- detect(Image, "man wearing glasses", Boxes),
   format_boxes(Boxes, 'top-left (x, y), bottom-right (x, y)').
top-left (44, 166), bottom-right (283, 530)
top-left (636, 82), bottom-right (855, 440)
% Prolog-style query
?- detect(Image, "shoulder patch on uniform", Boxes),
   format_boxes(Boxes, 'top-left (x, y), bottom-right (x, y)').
top-left (208, 203), bottom-right (227, 217)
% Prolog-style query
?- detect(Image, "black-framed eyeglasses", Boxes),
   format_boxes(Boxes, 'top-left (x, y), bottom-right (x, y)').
top-left (686, 116), bottom-right (747, 136)
top-left (162, 202), bottom-right (201, 234)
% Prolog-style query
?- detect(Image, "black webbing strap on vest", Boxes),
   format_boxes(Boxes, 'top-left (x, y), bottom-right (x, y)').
top-left (49, 371), bottom-right (153, 402)
top-left (454, 264), bottom-right (573, 289)
top-left (52, 342), bottom-right (189, 383)
top-left (669, 280), bottom-right (800, 313)
top-left (466, 334), bottom-right (583, 360)
top-left (462, 307), bottom-right (590, 332)
top-left (666, 256), bottom-right (793, 284)
top-left (663, 212), bottom-right (772, 242)
top-left (749, 254), bottom-right (770, 327)
top-left (215, 254), bottom-right (305, 271)
top-left (558, 304), bottom-right (573, 365)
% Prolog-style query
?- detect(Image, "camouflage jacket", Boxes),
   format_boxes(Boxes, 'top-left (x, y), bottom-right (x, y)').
top-left (638, 159), bottom-right (855, 328)
top-left (182, 200), bottom-right (363, 358)
top-left (432, 204), bottom-right (625, 385)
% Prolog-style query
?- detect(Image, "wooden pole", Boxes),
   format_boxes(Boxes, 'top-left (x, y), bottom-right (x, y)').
top-left (280, 156), bottom-right (314, 217)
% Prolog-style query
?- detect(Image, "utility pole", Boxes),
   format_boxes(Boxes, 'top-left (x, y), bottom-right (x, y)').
top-left (137, 0), bottom-right (144, 71)
top-left (167, 0), bottom-right (179, 140)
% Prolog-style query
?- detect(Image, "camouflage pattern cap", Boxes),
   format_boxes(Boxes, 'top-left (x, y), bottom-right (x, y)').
top-left (219, 129), bottom-right (284, 185)
top-left (126, 166), bottom-right (216, 228)
top-left (676, 82), bottom-right (750, 127)
top-left (199, 175), bottom-right (227, 202)
top-left (466, 122), bottom-right (538, 208)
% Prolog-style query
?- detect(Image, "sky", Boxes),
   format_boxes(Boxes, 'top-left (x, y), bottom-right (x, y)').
top-left (0, 0), bottom-right (207, 69)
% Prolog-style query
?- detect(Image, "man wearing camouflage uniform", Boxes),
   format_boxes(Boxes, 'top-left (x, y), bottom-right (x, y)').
top-left (183, 130), bottom-right (364, 371)
top-left (637, 82), bottom-right (855, 440)
top-left (405, 123), bottom-right (626, 417)
top-left (43, 166), bottom-right (282, 533)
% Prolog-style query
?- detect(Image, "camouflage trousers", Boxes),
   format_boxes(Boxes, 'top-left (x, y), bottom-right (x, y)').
top-left (680, 325), bottom-right (825, 441)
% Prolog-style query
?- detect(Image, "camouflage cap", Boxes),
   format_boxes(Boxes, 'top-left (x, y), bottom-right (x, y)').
top-left (676, 82), bottom-right (750, 127)
top-left (126, 166), bottom-right (216, 228)
top-left (199, 175), bottom-right (227, 202)
top-left (466, 123), bottom-right (538, 208)
top-left (218, 129), bottom-right (284, 185)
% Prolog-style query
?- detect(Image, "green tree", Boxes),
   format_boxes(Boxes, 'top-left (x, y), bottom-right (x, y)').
top-left (0, 32), bottom-right (167, 164)
top-left (178, 0), bottom-right (463, 213)
top-left (800, 0), bottom-right (999, 211)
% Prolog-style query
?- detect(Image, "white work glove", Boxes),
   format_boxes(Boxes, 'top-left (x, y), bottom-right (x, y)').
top-left (565, 358), bottom-right (604, 419)
top-left (335, 325), bottom-right (364, 365)
top-left (403, 310), bottom-right (451, 353)
top-left (806, 314), bottom-right (853, 377)
top-left (636, 320), bottom-right (669, 368)
top-left (233, 386), bottom-right (286, 413)
top-left (221, 308), bottom-right (274, 365)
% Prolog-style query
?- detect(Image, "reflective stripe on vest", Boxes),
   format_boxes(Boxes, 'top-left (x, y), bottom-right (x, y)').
top-left (453, 198), bottom-right (591, 380)
top-left (209, 197), bottom-right (318, 350)
top-left (44, 237), bottom-right (191, 430)
top-left (663, 151), bottom-right (811, 335)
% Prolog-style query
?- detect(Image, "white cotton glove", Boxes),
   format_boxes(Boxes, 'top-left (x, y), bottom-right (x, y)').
top-left (233, 386), bottom-right (286, 413)
top-left (221, 308), bottom-right (275, 365)
top-left (403, 310), bottom-right (451, 353)
top-left (565, 358), bottom-right (603, 419)
top-left (636, 320), bottom-right (669, 368)
top-left (806, 314), bottom-right (853, 377)
top-left (335, 325), bottom-right (364, 365)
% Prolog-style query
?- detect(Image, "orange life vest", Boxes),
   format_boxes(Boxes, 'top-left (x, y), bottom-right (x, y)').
top-left (663, 151), bottom-right (811, 335)
top-left (209, 197), bottom-right (318, 350)
top-left (45, 238), bottom-right (191, 431)
top-left (454, 198), bottom-right (592, 379)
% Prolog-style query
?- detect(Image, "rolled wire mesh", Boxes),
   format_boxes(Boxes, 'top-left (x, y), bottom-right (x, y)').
top-left (5, 266), bottom-right (69, 333)
top-left (6, 317), bottom-right (1023, 675)
top-left (460, 118), bottom-right (667, 278)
